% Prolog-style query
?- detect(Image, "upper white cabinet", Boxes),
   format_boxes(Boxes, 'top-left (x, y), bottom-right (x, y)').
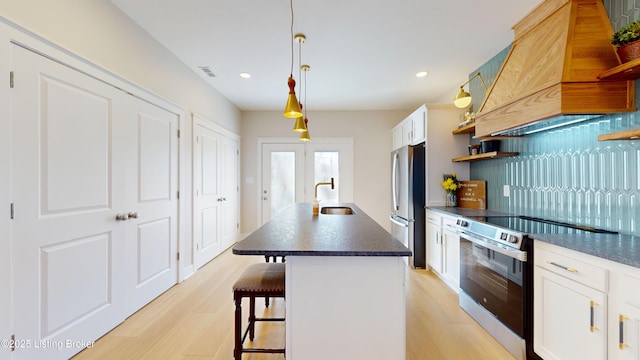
top-left (391, 104), bottom-right (469, 206)
top-left (391, 105), bottom-right (426, 150)
top-left (534, 241), bottom-right (640, 360)
top-left (410, 105), bottom-right (426, 145)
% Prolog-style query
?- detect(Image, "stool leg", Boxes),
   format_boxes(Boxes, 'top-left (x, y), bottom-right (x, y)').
top-left (249, 296), bottom-right (256, 341)
top-left (234, 294), bottom-right (242, 360)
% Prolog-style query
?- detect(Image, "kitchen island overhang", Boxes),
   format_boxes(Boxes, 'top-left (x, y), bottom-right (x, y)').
top-left (233, 203), bottom-right (411, 360)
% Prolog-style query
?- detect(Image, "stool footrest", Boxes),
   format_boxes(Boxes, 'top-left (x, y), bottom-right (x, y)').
top-left (242, 348), bottom-right (286, 354)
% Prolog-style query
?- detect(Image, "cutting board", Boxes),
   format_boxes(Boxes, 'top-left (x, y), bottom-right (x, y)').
top-left (456, 180), bottom-right (487, 209)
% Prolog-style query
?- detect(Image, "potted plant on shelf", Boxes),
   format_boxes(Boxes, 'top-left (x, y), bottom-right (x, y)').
top-left (442, 173), bottom-right (459, 207)
top-left (611, 19), bottom-right (640, 63)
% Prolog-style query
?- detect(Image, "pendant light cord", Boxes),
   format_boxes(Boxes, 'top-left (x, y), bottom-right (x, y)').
top-left (298, 36), bottom-right (302, 102)
top-left (289, 0), bottom-right (295, 76)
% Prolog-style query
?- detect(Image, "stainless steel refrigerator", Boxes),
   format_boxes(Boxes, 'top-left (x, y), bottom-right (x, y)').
top-left (390, 143), bottom-right (426, 268)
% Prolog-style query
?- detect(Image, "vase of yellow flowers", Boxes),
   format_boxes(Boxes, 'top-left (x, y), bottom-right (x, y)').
top-left (442, 173), bottom-right (459, 207)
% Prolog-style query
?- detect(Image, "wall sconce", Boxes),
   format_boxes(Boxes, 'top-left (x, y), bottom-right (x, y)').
top-left (454, 72), bottom-right (488, 108)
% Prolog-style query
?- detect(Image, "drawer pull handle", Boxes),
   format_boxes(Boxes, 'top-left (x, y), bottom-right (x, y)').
top-left (620, 314), bottom-right (630, 349)
top-left (590, 301), bottom-right (600, 332)
top-left (546, 261), bottom-right (578, 273)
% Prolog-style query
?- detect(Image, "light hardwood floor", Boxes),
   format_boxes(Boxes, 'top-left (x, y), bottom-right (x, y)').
top-left (73, 248), bottom-right (515, 360)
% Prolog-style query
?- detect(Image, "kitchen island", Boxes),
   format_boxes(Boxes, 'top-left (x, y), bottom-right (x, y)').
top-left (233, 203), bottom-right (411, 360)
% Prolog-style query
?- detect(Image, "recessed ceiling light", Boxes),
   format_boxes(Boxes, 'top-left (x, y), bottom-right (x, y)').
top-left (240, 72), bottom-right (251, 79)
top-left (416, 71), bottom-right (428, 78)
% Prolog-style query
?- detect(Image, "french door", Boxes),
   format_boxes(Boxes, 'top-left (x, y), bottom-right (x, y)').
top-left (261, 143), bottom-right (305, 224)
top-left (260, 138), bottom-right (353, 224)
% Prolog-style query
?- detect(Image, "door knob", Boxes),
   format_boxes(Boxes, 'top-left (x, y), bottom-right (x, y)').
top-left (128, 212), bottom-right (139, 219)
top-left (115, 213), bottom-right (129, 221)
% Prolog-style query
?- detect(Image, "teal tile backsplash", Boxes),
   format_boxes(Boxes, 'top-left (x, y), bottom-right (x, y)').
top-left (468, 0), bottom-right (640, 236)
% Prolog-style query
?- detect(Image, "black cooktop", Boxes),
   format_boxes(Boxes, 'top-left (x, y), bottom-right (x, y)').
top-left (480, 216), bottom-right (618, 235)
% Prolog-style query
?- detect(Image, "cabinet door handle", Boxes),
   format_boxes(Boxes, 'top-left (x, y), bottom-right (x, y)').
top-left (620, 314), bottom-right (630, 349)
top-left (590, 300), bottom-right (600, 332)
top-left (546, 261), bottom-right (578, 273)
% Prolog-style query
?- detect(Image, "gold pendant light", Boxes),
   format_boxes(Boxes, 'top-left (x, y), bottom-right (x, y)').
top-left (293, 35), bottom-right (307, 132)
top-left (299, 64), bottom-right (311, 141)
top-left (299, 118), bottom-right (310, 141)
top-left (283, 0), bottom-right (302, 118)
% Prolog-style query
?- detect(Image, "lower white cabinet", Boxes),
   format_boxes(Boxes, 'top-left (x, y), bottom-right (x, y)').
top-left (425, 210), bottom-right (459, 291)
top-left (534, 241), bottom-right (640, 360)
top-left (441, 217), bottom-right (460, 289)
top-left (426, 211), bottom-right (443, 273)
top-left (611, 272), bottom-right (640, 359)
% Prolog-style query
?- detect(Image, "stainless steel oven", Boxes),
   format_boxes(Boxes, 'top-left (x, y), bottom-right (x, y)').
top-left (456, 216), bottom-right (618, 360)
top-left (457, 218), bottom-right (529, 360)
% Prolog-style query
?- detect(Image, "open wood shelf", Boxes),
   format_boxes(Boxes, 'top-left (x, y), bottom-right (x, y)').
top-left (452, 151), bottom-right (519, 163)
top-left (452, 123), bottom-right (475, 134)
top-left (597, 128), bottom-right (640, 141)
top-left (598, 58), bottom-right (640, 81)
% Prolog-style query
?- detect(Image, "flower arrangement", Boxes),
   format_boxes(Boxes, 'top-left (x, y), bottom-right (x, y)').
top-left (442, 173), bottom-right (459, 194)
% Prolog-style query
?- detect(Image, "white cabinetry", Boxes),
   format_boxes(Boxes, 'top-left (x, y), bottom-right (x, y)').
top-left (426, 211), bottom-right (443, 273)
top-left (391, 104), bottom-right (426, 150)
top-left (390, 104), bottom-right (469, 206)
top-left (611, 271), bottom-right (640, 359)
top-left (534, 241), bottom-right (640, 360)
top-left (409, 105), bottom-right (426, 144)
top-left (425, 210), bottom-right (459, 291)
top-left (442, 217), bottom-right (460, 289)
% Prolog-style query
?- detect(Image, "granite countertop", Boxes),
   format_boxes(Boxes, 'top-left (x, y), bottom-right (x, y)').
top-left (233, 203), bottom-right (412, 257)
top-left (428, 206), bottom-right (640, 269)
top-left (427, 206), bottom-right (516, 218)
top-left (531, 233), bottom-right (640, 268)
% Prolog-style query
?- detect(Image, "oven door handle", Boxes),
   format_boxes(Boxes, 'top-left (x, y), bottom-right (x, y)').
top-left (460, 230), bottom-right (527, 262)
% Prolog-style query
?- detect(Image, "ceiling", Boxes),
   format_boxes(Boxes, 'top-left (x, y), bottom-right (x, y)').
top-left (109, 0), bottom-right (542, 112)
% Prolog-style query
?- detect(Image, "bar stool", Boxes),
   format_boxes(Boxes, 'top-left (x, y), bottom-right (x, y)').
top-left (264, 255), bottom-right (285, 307)
top-left (233, 263), bottom-right (285, 360)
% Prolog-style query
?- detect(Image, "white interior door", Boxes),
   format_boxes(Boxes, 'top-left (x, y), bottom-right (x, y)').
top-left (10, 43), bottom-right (179, 358)
top-left (261, 143), bottom-right (305, 224)
top-left (11, 44), bottom-right (127, 359)
top-left (193, 123), bottom-right (221, 268)
top-left (220, 136), bottom-right (239, 249)
top-left (121, 98), bottom-right (179, 316)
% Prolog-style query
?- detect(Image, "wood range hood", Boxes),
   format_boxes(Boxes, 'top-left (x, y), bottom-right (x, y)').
top-left (474, 0), bottom-right (636, 137)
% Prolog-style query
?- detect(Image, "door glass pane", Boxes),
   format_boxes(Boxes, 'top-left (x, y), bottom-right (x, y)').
top-left (315, 151), bottom-right (339, 203)
top-left (271, 152), bottom-right (296, 217)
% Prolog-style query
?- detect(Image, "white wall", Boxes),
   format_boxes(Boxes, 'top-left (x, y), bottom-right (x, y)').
top-left (240, 110), bottom-right (408, 234)
top-left (0, 0), bottom-right (241, 280)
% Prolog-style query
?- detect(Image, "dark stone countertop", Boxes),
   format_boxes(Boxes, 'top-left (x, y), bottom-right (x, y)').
top-left (427, 206), bottom-right (516, 218)
top-left (530, 233), bottom-right (640, 268)
top-left (428, 206), bottom-right (640, 269)
top-left (233, 203), bottom-right (412, 257)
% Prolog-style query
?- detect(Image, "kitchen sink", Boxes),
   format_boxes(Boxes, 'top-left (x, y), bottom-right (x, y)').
top-left (320, 206), bottom-right (355, 215)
